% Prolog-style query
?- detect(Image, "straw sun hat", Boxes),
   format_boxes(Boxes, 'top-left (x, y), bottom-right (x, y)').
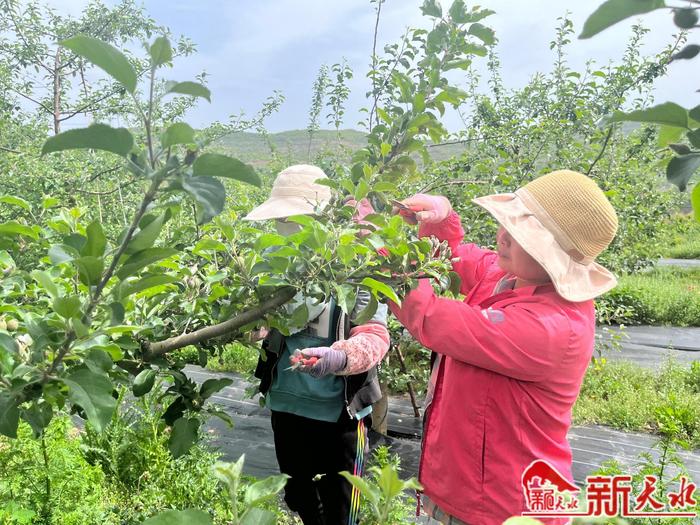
top-left (243, 164), bottom-right (332, 221)
top-left (473, 170), bottom-right (619, 303)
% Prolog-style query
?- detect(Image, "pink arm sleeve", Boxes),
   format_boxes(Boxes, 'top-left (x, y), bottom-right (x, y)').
top-left (389, 280), bottom-right (571, 382)
top-left (331, 321), bottom-right (391, 375)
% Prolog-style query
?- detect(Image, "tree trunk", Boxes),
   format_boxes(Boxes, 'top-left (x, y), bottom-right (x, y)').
top-left (53, 47), bottom-right (61, 135)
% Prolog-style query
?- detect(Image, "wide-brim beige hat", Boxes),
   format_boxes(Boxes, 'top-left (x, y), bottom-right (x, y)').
top-left (472, 170), bottom-right (618, 303)
top-left (244, 164), bottom-right (332, 221)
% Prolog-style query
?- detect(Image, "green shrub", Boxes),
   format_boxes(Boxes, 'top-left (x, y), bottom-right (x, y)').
top-left (595, 268), bottom-right (700, 326)
top-left (81, 384), bottom-right (231, 523)
top-left (574, 359), bottom-right (700, 448)
top-left (0, 417), bottom-right (115, 525)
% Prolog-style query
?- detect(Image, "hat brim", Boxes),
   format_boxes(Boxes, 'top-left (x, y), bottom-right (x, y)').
top-left (243, 196), bottom-right (327, 221)
top-left (472, 192), bottom-right (617, 303)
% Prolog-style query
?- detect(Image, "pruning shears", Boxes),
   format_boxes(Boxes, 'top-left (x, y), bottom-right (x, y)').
top-left (390, 199), bottom-right (417, 223)
top-left (283, 354), bottom-right (319, 371)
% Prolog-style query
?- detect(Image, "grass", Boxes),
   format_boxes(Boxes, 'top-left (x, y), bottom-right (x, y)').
top-left (174, 341), bottom-right (260, 375)
top-left (574, 359), bottom-right (700, 449)
top-left (595, 267), bottom-right (700, 326)
top-left (659, 214), bottom-right (700, 260)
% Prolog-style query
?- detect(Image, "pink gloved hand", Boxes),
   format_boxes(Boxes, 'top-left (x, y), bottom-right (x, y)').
top-left (292, 347), bottom-right (347, 378)
top-left (392, 193), bottom-right (452, 224)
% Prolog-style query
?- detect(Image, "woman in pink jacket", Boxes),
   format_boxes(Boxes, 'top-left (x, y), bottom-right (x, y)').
top-left (390, 170), bottom-right (619, 525)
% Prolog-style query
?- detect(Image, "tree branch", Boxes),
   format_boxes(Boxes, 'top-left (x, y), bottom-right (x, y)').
top-left (586, 126), bottom-right (615, 176)
top-left (1, 82), bottom-right (54, 115)
top-left (72, 179), bottom-right (137, 196)
top-left (87, 166), bottom-right (121, 183)
top-left (144, 286), bottom-right (297, 358)
top-left (58, 88), bottom-right (120, 122)
top-left (418, 178), bottom-right (487, 194)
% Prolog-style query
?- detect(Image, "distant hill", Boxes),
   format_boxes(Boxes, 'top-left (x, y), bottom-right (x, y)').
top-left (214, 129), bottom-right (468, 168)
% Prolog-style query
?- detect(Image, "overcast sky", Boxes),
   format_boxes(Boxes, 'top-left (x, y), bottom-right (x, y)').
top-left (47, 0), bottom-right (696, 132)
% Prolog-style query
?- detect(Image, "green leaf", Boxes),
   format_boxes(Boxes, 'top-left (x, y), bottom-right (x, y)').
top-left (75, 256), bottom-right (104, 287)
top-left (0, 394), bottom-right (19, 438)
top-left (608, 102), bottom-right (689, 129)
top-left (22, 401), bottom-right (53, 437)
top-left (199, 378), bottom-right (233, 400)
top-left (339, 471), bottom-right (380, 507)
top-left (42, 124), bottom-right (134, 157)
top-left (290, 302), bottom-right (309, 329)
top-left (674, 8), bottom-right (699, 28)
top-left (333, 284), bottom-right (357, 316)
top-left (85, 348), bottom-right (113, 374)
top-left (0, 195), bottom-right (31, 211)
top-left (579, 0), bottom-right (665, 38)
top-left (352, 293), bottom-right (378, 325)
top-left (420, 0), bottom-right (442, 18)
top-left (141, 509), bottom-right (212, 525)
top-left (149, 36), bottom-right (172, 67)
top-left (165, 81), bottom-right (211, 103)
top-left (83, 221), bottom-right (107, 257)
top-left (689, 105), bottom-right (700, 122)
top-left (361, 277), bottom-right (401, 305)
top-left (42, 196), bottom-right (59, 209)
top-left (448, 0), bottom-right (469, 23)
top-left (240, 508), bottom-right (277, 525)
top-left (687, 129), bottom-right (700, 149)
top-left (467, 23), bottom-right (496, 45)
top-left (162, 122), bottom-right (195, 148)
top-left (62, 368), bottom-right (117, 432)
top-left (667, 153), bottom-right (700, 191)
top-left (0, 333), bottom-right (19, 355)
top-left (691, 183), bottom-right (700, 222)
top-left (672, 44), bottom-right (700, 61)
top-left (0, 221), bottom-right (38, 240)
top-left (193, 153), bottom-right (261, 187)
top-left (53, 295), bottom-right (82, 319)
top-left (448, 271), bottom-right (462, 297)
top-left (244, 474), bottom-right (289, 506)
top-left (181, 175), bottom-right (226, 224)
top-left (169, 417), bottom-right (200, 458)
top-left (49, 244), bottom-right (79, 265)
top-left (133, 369), bottom-right (157, 397)
top-left (658, 125), bottom-right (686, 147)
top-left (60, 35), bottom-right (137, 93)
top-left (126, 213), bottom-right (167, 255)
top-left (116, 248), bottom-right (178, 280)
top-left (116, 274), bottom-right (178, 299)
top-left (462, 43), bottom-right (489, 57)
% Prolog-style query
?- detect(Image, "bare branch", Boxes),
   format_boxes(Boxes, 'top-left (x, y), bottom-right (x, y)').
top-left (1, 82), bottom-right (54, 114)
top-left (58, 88), bottom-right (121, 122)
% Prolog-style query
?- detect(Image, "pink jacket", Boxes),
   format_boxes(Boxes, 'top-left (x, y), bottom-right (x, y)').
top-left (389, 212), bottom-right (595, 525)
